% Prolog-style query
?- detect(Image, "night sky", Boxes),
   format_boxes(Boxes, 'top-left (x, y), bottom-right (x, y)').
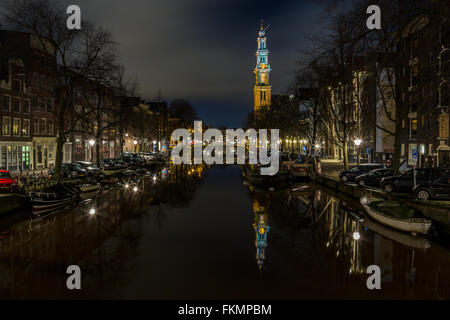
top-left (60, 0), bottom-right (325, 128)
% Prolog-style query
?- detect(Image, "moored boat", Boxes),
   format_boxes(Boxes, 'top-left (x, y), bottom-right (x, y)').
top-left (362, 217), bottom-right (431, 251)
top-left (30, 183), bottom-right (80, 215)
top-left (360, 196), bottom-right (432, 235)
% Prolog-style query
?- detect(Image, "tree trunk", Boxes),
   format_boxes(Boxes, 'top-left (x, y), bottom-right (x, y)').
top-left (55, 132), bottom-right (65, 182)
top-left (343, 138), bottom-right (349, 170)
top-left (96, 136), bottom-right (101, 167)
top-left (393, 116), bottom-right (403, 175)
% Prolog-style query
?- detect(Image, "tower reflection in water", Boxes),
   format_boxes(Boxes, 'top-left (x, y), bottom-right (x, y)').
top-left (253, 198), bottom-right (270, 269)
top-left (244, 180), bottom-right (450, 299)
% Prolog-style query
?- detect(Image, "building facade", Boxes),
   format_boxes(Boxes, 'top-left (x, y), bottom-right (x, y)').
top-left (0, 30), bottom-right (57, 172)
top-left (398, 6), bottom-right (449, 168)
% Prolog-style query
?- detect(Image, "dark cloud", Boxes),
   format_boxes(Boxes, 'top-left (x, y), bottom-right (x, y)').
top-left (59, 0), bottom-right (324, 127)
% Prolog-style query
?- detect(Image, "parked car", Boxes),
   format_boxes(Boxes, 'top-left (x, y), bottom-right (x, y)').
top-left (380, 168), bottom-right (445, 193)
top-left (288, 154), bottom-right (313, 177)
top-left (143, 152), bottom-right (158, 161)
top-left (355, 168), bottom-right (394, 187)
top-left (73, 161), bottom-right (103, 177)
top-left (113, 158), bottom-right (128, 169)
top-left (62, 163), bottom-right (87, 178)
top-left (48, 163), bottom-right (87, 179)
top-left (339, 163), bottom-right (384, 182)
top-left (0, 170), bottom-right (16, 192)
top-left (101, 158), bottom-right (125, 170)
top-left (413, 174), bottom-right (450, 200)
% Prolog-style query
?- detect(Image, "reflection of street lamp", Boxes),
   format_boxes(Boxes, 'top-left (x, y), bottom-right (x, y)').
top-left (354, 138), bottom-right (362, 165)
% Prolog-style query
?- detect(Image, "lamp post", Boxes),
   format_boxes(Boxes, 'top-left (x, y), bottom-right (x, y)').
top-left (354, 138), bottom-right (362, 165)
top-left (89, 139), bottom-right (95, 162)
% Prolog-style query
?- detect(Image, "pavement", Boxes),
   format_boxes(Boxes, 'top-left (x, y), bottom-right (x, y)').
top-left (319, 159), bottom-right (357, 180)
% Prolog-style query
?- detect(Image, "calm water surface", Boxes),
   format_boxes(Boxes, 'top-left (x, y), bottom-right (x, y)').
top-left (0, 165), bottom-right (449, 299)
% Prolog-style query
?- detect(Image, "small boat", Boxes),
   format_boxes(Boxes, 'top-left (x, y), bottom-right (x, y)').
top-left (78, 183), bottom-right (101, 193)
top-left (243, 164), bottom-right (288, 184)
top-left (362, 217), bottom-right (431, 251)
top-left (30, 183), bottom-right (80, 215)
top-left (360, 196), bottom-right (432, 235)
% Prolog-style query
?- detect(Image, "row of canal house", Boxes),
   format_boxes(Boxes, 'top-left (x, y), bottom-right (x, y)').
top-left (0, 30), bottom-right (58, 172)
top-left (0, 29), bottom-right (150, 172)
top-left (358, 4), bottom-right (449, 168)
top-left (299, 2), bottom-right (449, 168)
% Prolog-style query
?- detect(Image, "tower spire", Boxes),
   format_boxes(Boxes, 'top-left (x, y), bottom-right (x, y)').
top-left (253, 20), bottom-right (271, 114)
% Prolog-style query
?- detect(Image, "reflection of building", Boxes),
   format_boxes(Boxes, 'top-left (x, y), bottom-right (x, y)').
top-left (253, 198), bottom-right (270, 269)
top-left (253, 20), bottom-right (271, 114)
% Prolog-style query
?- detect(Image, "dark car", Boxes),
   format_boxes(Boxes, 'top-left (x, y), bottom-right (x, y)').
top-left (73, 161), bottom-right (103, 177)
top-left (101, 158), bottom-right (119, 170)
top-left (380, 168), bottom-right (445, 193)
top-left (48, 163), bottom-right (87, 179)
top-left (413, 174), bottom-right (450, 200)
top-left (339, 163), bottom-right (384, 182)
top-left (355, 168), bottom-right (394, 187)
top-left (62, 163), bottom-right (87, 178)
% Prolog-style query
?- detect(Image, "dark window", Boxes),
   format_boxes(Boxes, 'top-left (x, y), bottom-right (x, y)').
top-left (46, 98), bottom-right (53, 112)
top-left (40, 118), bottom-right (46, 134)
top-left (40, 97), bottom-right (46, 111)
top-left (12, 79), bottom-right (21, 91)
top-left (2, 95), bottom-right (10, 111)
top-left (12, 97), bottom-right (20, 113)
top-left (23, 100), bottom-right (30, 114)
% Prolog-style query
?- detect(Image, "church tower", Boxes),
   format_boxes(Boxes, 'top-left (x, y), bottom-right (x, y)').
top-left (253, 20), bottom-right (272, 113)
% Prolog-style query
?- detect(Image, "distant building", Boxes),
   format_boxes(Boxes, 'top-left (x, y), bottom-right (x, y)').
top-left (253, 20), bottom-right (272, 114)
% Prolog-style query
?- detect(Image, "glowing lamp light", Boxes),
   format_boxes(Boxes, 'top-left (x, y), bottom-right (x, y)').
top-left (354, 138), bottom-right (362, 147)
top-left (353, 231), bottom-right (361, 241)
top-left (133, 140), bottom-right (138, 145)
top-left (89, 208), bottom-right (96, 215)
top-left (133, 186), bottom-right (138, 192)
top-left (125, 184), bottom-right (129, 189)
top-left (89, 139), bottom-right (95, 146)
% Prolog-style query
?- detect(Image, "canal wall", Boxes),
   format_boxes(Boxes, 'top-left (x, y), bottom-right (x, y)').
top-left (311, 174), bottom-right (384, 200)
top-left (0, 194), bottom-right (31, 215)
top-left (312, 173), bottom-right (450, 229)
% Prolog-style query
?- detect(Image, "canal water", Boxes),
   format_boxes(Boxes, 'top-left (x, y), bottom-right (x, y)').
top-left (0, 165), bottom-right (448, 299)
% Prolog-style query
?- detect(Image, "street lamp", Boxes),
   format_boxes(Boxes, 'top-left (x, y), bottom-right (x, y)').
top-left (88, 139), bottom-right (95, 162)
top-left (133, 140), bottom-right (138, 153)
top-left (354, 138), bottom-right (362, 165)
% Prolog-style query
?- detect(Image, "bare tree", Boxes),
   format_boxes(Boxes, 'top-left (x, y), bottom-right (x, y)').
top-left (1, 0), bottom-right (121, 179)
